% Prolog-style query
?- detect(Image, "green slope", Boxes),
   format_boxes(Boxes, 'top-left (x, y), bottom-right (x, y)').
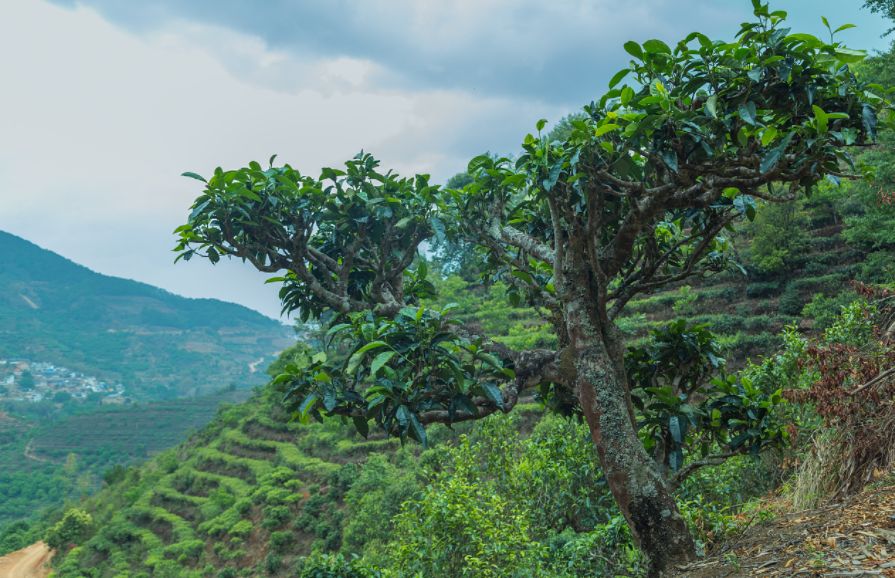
top-left (0, 230), bottom-right (293, 399)
top-left (48, 386), bottom-right (410, 577)
top-left (0, 390), bottom-right (249, 529)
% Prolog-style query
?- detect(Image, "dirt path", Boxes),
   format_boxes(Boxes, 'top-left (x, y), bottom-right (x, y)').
top-left (22, 440), bottom-right (48, 463)
top-left (0, 542), bottom-right (53, 578)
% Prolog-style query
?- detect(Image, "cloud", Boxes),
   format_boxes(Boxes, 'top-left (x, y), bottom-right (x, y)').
top-left (48, 0), bottom-right (757, 105)
top-left (0, 0), bottom-right (568, 318)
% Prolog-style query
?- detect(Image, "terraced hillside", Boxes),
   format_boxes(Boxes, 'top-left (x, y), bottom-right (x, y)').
top-left (621, 225), bottom-right (860, 358)
top-left (27, 390), bottom-right (251, 467)
top-left (50, 388), bottom-right (414, 577)
top-left (0, 390), bottom-right (250, 532)
top-left (441, 218), bottom-right (867, 369)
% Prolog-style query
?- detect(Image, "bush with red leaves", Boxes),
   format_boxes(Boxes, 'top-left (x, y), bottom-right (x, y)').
top-left (785, 283), bottom-right (895, 495)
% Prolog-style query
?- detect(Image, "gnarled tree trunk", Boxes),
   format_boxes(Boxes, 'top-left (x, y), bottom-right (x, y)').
top-left (563, 275), bottom-right (695, 575)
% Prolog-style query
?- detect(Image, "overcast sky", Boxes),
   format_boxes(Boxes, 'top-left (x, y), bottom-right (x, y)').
top-left (0, 0), bottom-right (889, 320)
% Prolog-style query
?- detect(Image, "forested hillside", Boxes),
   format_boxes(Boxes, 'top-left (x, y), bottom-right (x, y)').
top-left (0, 230), bottom-right (293, 400)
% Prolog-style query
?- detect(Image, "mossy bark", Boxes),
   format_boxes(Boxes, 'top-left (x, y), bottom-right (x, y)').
top-left (560, 251), bottom-right (696, 575)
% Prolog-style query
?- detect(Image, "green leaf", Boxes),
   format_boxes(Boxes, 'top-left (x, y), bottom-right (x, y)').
top-left (738, 102), bottom-right (757, 126)
top-left (181, 171), bottom-right (207, 183)
top-left (761, 126), bottom-right (778, 147)
top-left (608, 68), bottom-right (630, 89)
top-left (722, 187), bottom-right (740, 200)
top-left (595, 123), bottom-right (621, 137)
top-left (786, 33), bottom-right (823, 48)
top-left (812, 105), bottom-right (828, 133)
top-left (346, 341), bottom-right (389, 374)
top-left (325, 323), bottom-right (352, 340)
top-left (408, 412), bottom-right (427, 446)
top-left (660, 149), bottom-right (678, 173)
top-left (705, 95), bottom-right (718, 119)
top-left (542, 162), bottom-right (564, 192)
top-left (834, 47), bottom-right (866, 63)
top-left (623, 41), bottom-right (643, 59)
top-left (643, 39), bottom-right (671, 55)
top-left (480, 383), bottom-right (505, 410)
top-left (536, 118), bottom-right (548, 132)
top-left (862, 104), bottom-right (878, 139)
top-left (396, 405), bottom-right (411, 428)
top-left (733, 194), bottom-right (757, 221)
top-left (729, 431), bottom-right (751, 449)
top-left (834, 23), bottom-right (856, 33)
top-left (298, 393), bottom-right (318, 417)
top-left (620, 86), bottom-right (635, 106)
top-left (370, 350), bottom-right (397, 376)
top-left (352, 416), bottom-right (369, 438)
top-left (669, 415), bottom-right (684, 444)
top-left (237, 188), bottom-right (262, 202)
top-left (669, 447), bottom-right (684, 471)
top-left (760, 131), bottom-right (795, 174)
top-left (323, 389), bottom-right (337, 411)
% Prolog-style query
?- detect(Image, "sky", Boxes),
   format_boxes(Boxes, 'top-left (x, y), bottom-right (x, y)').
top-left (0, 0), bottom-right (889, 320)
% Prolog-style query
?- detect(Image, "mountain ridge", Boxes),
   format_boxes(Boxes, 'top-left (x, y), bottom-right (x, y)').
top-left (0, 230), bottom-right (293, 400)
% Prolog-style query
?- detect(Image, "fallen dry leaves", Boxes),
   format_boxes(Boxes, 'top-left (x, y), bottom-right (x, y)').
top-left (673, 481), bottom-right (895, 577)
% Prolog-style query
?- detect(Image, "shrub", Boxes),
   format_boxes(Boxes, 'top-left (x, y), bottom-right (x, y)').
top-left (778, 284), bottom-right (806, 315)
top-left (747, 200), bottom-right (810, 274)
top-left (269, 530), bottom-right (293, 553)
top-left (801, 291), bottom-right (859, 331)
top-left (265, 552), bottom-right (282, 574)
top-left (45, 509), bottom-right (94, 551)
top-left (342, 454), bottom-right (420, 555)
top-left (745, 281), bottom-right (780, 298)
top-left (857, 250), bottom-right (895, 284)
top-left (295, 551), bottom-right (380, 578)
top-left (228, 519), bottom-right (253, 538)
top-left (788, 291), bottom-right (895, 504)
top-left (165, 539), bottom-right (204, 562)
top-left (672, 285), bottom-right (699, 315)
top-left (543, 519), bottom-right (645, 577)
top-left (261, 505), bottom-right (291, 530)
top-left (509, 415), bottom-right (614, 534)
top-left (390, 436), bottom-right (546, 577)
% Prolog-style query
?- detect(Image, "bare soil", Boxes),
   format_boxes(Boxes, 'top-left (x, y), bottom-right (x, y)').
top-left (0, 542), bottom-right (53, 578)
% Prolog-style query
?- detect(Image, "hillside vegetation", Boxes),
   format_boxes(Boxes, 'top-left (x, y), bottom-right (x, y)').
top-left (0, 230), bottom-right (293, 400)
top-left (42, 183), bottom-right (895, 576)
top-left (0, 390), bottom-right (249, 534)
top-left (0, 232), bottom-right (293, 551)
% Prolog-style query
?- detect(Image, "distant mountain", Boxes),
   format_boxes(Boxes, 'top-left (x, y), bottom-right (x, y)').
top-left (0, 231), bottom-right (293, 400)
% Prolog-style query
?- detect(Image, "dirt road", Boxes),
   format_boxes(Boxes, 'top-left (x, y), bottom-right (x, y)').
top-left (0, 542), bottom-right (53, 578)
top-left (22, 440), bottom-right (48, 463)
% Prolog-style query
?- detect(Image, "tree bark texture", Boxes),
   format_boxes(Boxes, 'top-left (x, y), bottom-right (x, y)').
top-left (561, 256), bottom-right (696, 575)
